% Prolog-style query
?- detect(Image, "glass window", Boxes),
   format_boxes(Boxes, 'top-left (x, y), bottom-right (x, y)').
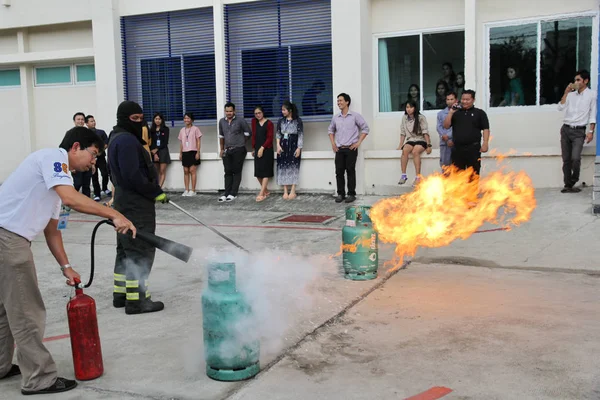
top-left (140, 57), bottom-right (183, 122)
top-left (422, 31), bottom-right (465, 110)
top-left (0, 69), bottom-right (20, 87)
top-left (378, 31), bottom-right (464, 113)
top-left (489, 16), bottom-right (593, 107)
top-left (379, 35), bottom-right (419, 113)
top-left (540, 17), bottom-right (593, 105)
top-left (76, 64), bottom-right (96, 83)
top-left (35, 66), bottom-right (72, 85)
top-left (225, 0), bottom-right (333, 120)
top-left (489, 24), bottom-right (537, 107)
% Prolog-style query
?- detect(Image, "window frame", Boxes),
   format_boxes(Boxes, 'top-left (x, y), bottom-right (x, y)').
top-left (0, 68), bottom-right (21, 89)
top-left (483, 11), bottom-right (599, 114)
top-left (34, 63), bottom-right (97, 87)
top-left (373, 25), bottom-right (466, 118)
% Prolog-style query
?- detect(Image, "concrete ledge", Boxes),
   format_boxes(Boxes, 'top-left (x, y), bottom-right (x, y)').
top-left (0, 48), bottom-right (95, 64)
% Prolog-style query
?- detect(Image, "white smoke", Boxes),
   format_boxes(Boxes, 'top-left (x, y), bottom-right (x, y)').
top-left (182, 248), bottom-right (324, 375)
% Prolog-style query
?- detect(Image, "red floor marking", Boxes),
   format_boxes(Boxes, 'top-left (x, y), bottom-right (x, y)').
top-left (14, 334), bottom-right (70, 348)
top-left (69, 219), bottom-right (339, 231)
top-left (404, 386), bottom-right (453, 400)
top-left (70, 219), bottom-right (508, 234)
top-left (43, 334), bottom-right (70, 343)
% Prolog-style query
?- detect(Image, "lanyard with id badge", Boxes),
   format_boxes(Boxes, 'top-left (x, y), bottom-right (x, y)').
top-left (155, 131), bottom-right (162, 147)
top-left (57, 205), bottom-right (71, 230)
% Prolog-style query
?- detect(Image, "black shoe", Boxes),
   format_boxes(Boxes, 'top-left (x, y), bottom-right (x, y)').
top-left (561, 185), bottom-right (573, 193)
top-left (21, 377), bottom-right (77, 395)
top-left (571, 187), bottom-right (582, 193)
top-left (0, 364), bottom-right (20, 380)
top-left (345, 195), bottom-right (356, 203)
top-left (113, 294), bottom-right (126, 308)
top-left (335, 195), bottom-right (345, 203)
top-left (125, 298), bottom-right (165, 315)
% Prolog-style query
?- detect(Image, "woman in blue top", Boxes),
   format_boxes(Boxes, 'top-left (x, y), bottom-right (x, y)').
top-left (499, 66), bottom-right (525, 106)
top-left (276, 101), bottom-right (303, 200)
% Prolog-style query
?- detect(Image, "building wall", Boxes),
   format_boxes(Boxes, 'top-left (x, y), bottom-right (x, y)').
top-left (27, 22), bottom-right (93, 52)
top-left (33, 86), bottom-right (98, 149)
top-left (0, 0), bottom-right (598, 190)
top-left (369, 0), bottom-right (599, 190)
top-left (0, 87), bottom-right (27, 180)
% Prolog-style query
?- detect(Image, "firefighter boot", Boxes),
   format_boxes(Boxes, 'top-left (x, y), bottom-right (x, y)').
top-left (125, 279), bottom-right (164, 314)
top-left (125, 297), bottom-right (165, 315)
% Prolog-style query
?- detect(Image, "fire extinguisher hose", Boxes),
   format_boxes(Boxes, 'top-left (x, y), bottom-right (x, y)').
top-left (85, 219), bottom-right (113, 289)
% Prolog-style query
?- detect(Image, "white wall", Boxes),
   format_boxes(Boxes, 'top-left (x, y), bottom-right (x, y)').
top-left (118, 0), bottom-right (213, 16)
top-left (0, 0), bottom-right (92, 30)
top-left (27, 22), bottom-right (93, 52)
top-left (0, 88), bottom-right (27, 181)
top-left (371, 0), bottom-right (464, 34)
top-left (0, 30), bottom-right (18, 54)
top-left (33, 86), bottom-right (97, 150)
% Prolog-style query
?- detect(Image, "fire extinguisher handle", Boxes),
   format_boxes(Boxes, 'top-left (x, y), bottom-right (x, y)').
top-left (73, 277), bottom-right (84, 290)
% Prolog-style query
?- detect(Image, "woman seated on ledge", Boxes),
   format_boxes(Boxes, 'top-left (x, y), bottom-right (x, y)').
top-left (397, 99), bottom-right (432, 187)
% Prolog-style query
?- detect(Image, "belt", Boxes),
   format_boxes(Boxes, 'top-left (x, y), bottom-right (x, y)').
top-left (565, 124), bottom-right (586, 130)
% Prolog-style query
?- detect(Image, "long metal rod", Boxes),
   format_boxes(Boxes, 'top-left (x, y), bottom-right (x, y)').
top-left (168, 200), bottom-right (249, 253)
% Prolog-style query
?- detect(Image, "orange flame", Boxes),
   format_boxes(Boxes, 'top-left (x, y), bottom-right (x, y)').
top-left (370, 165), bottom-right (536, 271)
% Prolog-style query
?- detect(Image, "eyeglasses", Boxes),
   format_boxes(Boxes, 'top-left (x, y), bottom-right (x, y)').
top-left (85, 148), bottom-right (99, 159)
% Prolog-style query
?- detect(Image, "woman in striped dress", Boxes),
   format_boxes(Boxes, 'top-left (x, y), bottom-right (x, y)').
top-left (276, 101), bottom-right (303, 200)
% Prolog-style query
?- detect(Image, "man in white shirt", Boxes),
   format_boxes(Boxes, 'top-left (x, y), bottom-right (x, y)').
top-left (557, 69), bottom-right (597, 193)
top-left (0, 127), bottom-right (135, 396)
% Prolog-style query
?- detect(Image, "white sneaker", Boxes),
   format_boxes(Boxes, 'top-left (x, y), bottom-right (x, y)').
top-left (225, 195), bottom-right (236, 202)
top-left (218, 195), bottom-right (227, 202)
top-left (182, 190), bottom-right (189, 196)
top-left (188, 191), bottom-right (196, 196)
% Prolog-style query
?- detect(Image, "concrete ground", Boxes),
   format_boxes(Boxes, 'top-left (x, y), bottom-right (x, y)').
top-left (1, 186), bottom-right (599, 399)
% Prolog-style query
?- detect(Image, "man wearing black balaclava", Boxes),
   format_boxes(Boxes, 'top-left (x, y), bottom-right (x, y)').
top-left (107, 101), bottom-right (168, 315)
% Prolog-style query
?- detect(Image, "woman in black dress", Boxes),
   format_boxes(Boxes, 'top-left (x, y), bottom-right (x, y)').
top-left (251, 106), bottom-right (274, 202)
top-left (149, 112), bottom-right (171, 187)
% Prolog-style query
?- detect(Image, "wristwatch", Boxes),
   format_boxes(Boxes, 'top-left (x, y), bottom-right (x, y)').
top-left (60, 264), bottom-right (71, 272)
top-left (427, 144), bottom-right (432, 148)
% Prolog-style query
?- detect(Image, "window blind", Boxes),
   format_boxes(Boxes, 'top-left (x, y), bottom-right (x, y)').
top-left (224, 0), bottom-right (333, 120)
top-left (121, 7), bottom-right (217, 124)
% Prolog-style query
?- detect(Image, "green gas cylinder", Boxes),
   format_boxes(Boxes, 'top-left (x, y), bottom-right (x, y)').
top-left (201, 262), bottom-right (260, 381)
top-left (342, 205), bottom-right (379, 281)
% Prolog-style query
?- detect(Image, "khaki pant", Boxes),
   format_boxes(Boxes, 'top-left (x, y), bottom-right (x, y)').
top-left (0, 227), bottom-right (57, 391)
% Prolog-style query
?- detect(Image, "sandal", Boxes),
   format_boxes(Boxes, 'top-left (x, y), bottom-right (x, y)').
top-left (283, 193), bottom-right (289, 200)
top-left (256, 195), bottom-right (266, 202)
top-left (288, 193), bottom-right (297, 200)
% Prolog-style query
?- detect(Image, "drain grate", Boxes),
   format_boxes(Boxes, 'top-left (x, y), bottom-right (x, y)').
top-left (275, 214), bottom-right (337, 225)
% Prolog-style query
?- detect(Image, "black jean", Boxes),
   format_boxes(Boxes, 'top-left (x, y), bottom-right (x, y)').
top-left (560, 125), bottom-right (586, 187)
top-left (335, 147), bottom-right (358, 196)
top-left (451, 143), bottom-right (481, 175)
top-left (92, 156), bottom-right (109, 196)
top-left (73, 170), bottom-right (93, 197)
top-left (223, 146), bottom-right (246, 196)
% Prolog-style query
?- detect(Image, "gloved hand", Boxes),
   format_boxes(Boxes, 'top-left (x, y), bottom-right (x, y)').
top-left (155, 193), bottom-right (169, 204)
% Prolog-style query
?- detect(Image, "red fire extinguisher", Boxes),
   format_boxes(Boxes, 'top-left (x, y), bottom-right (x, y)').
top-left (67, 277), bottom-right (103, 380)
top-left (66, 220), bottom-right (108, 381)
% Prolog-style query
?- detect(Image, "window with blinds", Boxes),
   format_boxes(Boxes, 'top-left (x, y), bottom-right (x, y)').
top-left (224, 0), bottom-right (333, 120)
top-left (121, 7), bottom-right (217, 124)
